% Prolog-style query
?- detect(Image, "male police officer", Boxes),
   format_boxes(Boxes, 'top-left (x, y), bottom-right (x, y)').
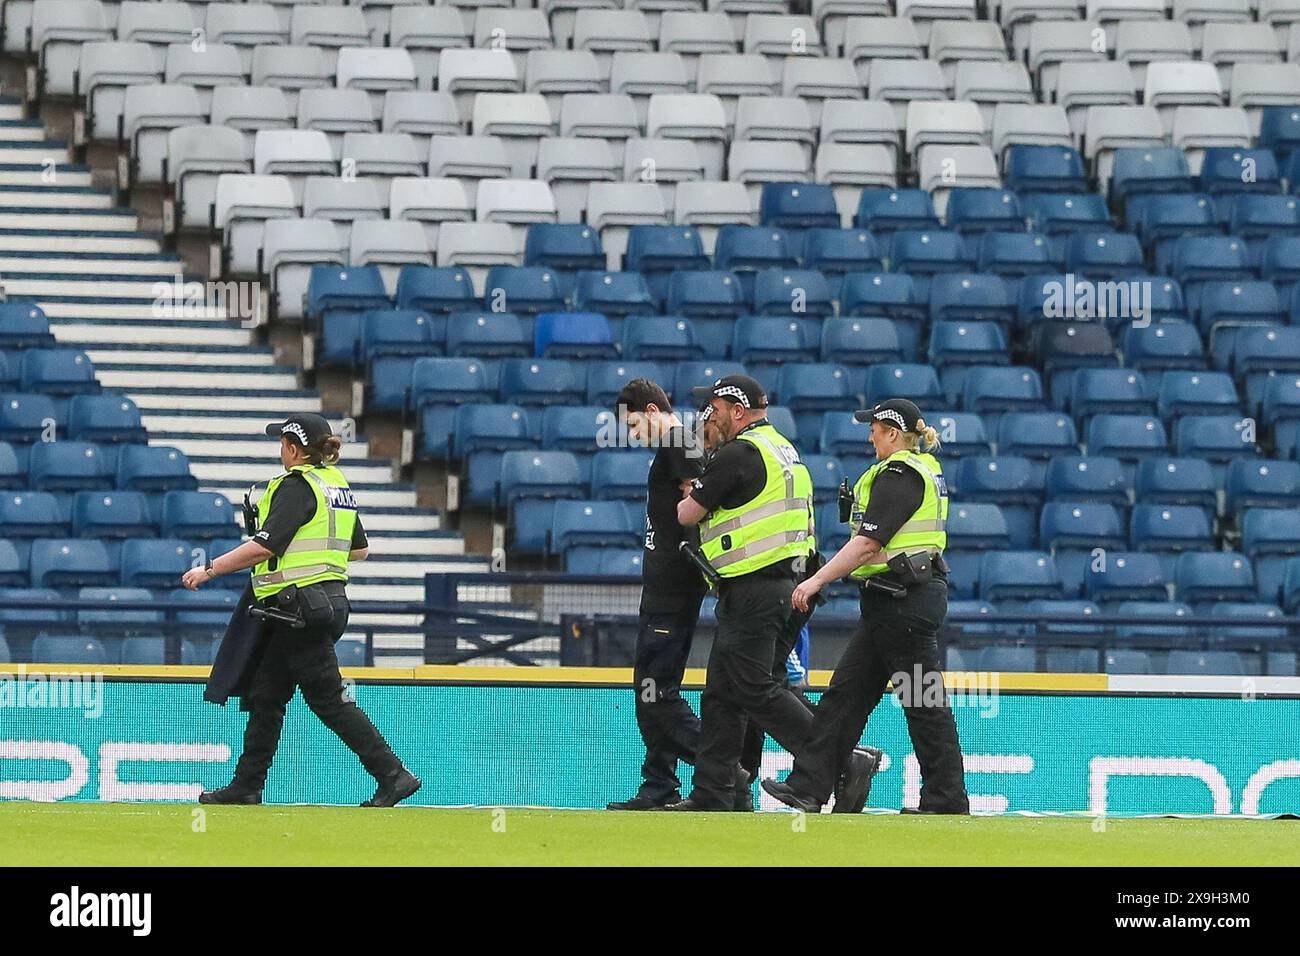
top-left (663, 375), bottom-right (866, 810)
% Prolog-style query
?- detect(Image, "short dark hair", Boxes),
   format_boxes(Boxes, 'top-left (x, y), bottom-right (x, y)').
top-left (614, 377), bottom-right (671, 415)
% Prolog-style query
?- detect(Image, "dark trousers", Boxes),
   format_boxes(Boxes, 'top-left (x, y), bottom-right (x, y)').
top-left (785, 579), bottom-right (969, 812)
top-left (232, 582), bottom-right (403, 791)
top-left (632, 595), bottom-right (704, 800)
top-left (739, 606), bottom-right (815, 778)
top-left (691, 572), bottom-right (816, 807)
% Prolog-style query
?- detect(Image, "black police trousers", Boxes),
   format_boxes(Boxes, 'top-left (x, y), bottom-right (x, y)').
top-left (690, 572), bottom-right (816, 808)
top-left (232, 581), bottom-right (403, 791)
top-left (784, 578), bottom-right (969, 812)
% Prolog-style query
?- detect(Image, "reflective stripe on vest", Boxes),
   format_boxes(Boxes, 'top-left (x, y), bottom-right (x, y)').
top-left (699, 423), bottom-right (815, 578)
top-left (251, 464), bottom-right (356, 599)
top-left (849, 450), bottom-right (948, 580)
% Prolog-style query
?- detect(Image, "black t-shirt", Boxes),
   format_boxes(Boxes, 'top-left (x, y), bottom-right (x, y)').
top-left (641, 426), bottom-right (707, 612)
top-left (855, 462), bottom-right (947, 582)
top-left (689, 423), bottom-right (802, 579)
top-left (253, 471), bottom-right (368, 557)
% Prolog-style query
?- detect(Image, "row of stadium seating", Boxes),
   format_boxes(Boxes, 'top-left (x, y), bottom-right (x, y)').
top-left (0, 537), bottom-right (245, 590)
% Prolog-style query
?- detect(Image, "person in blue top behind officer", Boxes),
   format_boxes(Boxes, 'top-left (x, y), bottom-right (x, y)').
top-left (184, 413), bottom-right (421, 808)
top-left (762, 399), bottom-right (970, 815)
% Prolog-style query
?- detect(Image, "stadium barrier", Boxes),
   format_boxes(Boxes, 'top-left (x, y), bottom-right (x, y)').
top-left (2, 664), bottom-right (1297, 815)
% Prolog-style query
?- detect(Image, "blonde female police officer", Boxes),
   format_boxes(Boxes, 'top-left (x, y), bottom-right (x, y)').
top-left (184, 413), bottom-right (420, 808)
top-left (761, 399), bottom-right (970, 814)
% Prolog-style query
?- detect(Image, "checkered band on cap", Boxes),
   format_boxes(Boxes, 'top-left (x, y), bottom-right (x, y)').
top-left (715, 385), bottom-right (751, 407)
top-left (874, 408), bottom-right (908, 431)
top-left (282, 422), bottom-right (309, 444)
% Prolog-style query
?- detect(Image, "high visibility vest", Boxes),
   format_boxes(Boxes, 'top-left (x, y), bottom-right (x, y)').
top-left (849, 449), bottom-right (948, 580)
top-left (699, 422), bottom-right (816, 579)
top-left (251, 463), bottom-right (357, 600)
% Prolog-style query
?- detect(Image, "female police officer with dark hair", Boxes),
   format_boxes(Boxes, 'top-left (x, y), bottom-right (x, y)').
top-left (761, 399), bottom-right (970, 814)
top-left (182, 412), bottom-right (420, 808)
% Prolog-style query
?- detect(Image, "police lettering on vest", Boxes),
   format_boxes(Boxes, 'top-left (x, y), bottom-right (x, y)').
top-left (699, 423), bottom-right (816, 578)
top-left (252, 464), bottom-right (357, 599)
top-left (849, 450), bottom-right (948, 580)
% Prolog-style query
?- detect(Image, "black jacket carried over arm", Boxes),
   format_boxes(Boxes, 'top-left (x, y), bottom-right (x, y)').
top-left (203, 583), bottom-right (269, 711)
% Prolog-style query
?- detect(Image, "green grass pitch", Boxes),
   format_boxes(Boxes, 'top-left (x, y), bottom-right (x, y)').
top-left (4, 803), bottom-right (1299, 866)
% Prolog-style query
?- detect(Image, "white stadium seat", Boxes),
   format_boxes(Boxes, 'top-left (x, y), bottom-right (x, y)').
top-left (210, 86), bottom-right (296, 157)
top-left (78, 41), bottom-right (162, 142)
top-left (525, 50), bottom-right (604, 117)
top-left (427, 134), bottom-right (513, 205)
top-left (672, 179), bottom-right (753, 253)
top-left (251, 46), bottom-right (334, 112)
top-left (163, 43), bottom-right (245, 114)
top-left (206, 3), bottom-right (290, 73)
top-left (646, 93), bottom-right (728, 180)
top-left (472, 93), bottom-right (556, 178)
top-left (587, 181), bottom-right (670, 267)
top-left (214, 173), bottom-right (299, 275)
top-left (388, 6), bottom-right (472, 89)
top-left (954, 61), bottom-right (1034, 127)
top-left (869, 59), bottom-right (948, 130)
top-left (165, 125), bottom-right (251, 231)
top-left (610, 52), bottom-right (691, 127)
top-left (621, 137), bottom-right (704, 214)
top-left (536, 137), bottom-right (619, 223)
top-left (559, 93), bottom-right (642, 167)
top-left (263, 217), bottom-right (346, 320)
top-left (122, 83), bottom-right (206, 185)
top-left (297, 88), bottom-right (380, 157)
top-left (337, 47), bottom-right (419, 114)
top-left (389, 176), bottom-right (473, 247)
top-left (573, 10), bottom-right (655, 79)
top-left (32, 0), bottom-right (113, 96)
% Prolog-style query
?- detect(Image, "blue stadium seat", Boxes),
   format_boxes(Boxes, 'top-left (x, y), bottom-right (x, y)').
top-left (0, 541), bottom-right (27, 585)
top-left (452, 405), bottom-right (533, 457)
top-left (732, 316), bottom-right (819, 364)
top-left (541, 406), bottom-right (615, 452)
top-left (483, 266), bottom-right (567, 316)
top-left (159, 491), bottom-right (236, 539)
top-left (861, 363), bottom-right (943, 406)
top-left (801, 228), bottom-right (882, 280)
top-left (978, 551), bottom-right (1063, 601)
top-left (120, 539), bottom-right (192, 588)
top-left (394, 265), bottom-right (477, 314)
top-left (752, 269), bottom-right (835, 317)
top-left (888, 229), bottom-right (975, 279)
top-left (1084, 552), bottom-right (1168, 603)
top-left (0, 494), bottom-right (65, 538)
top-left (1163, 235), bottom-right (1253, 287)
top-left (1173, 415), bottom-right (1257, 465)
top-left (590, 450), bottom-right (654, 500)
top-left (952, 455), bottom-right (1042, 506)
top-left (773, 363), bottom-right (856, 413)
top-left (996, 412), bottom-right (1078, 459)
top-left (31, 635), bottom-right (108, 664)
top-left (551, 500), bottom-right (640, 555)
top-left (1284, 558), bottom-right (1300, 612)
top-left (945, 188), bottom-right (1025, 235)
top-left (1067, 368), bottom-right (1154, 419)
top-left (1023, 192), bottom-right (1111, 239)
top-left (0, 392), bottom-right (56, 443)
top-left (510, 499), bottom-right (556, 553)
top-left (1196, 281), bottom-right (1283, 360)
top-left (1025, 599), bottom-right (1105, 636)
top-left (1085, 415), bottom-right (1168, 463)
top-left (1165, 650), bottom-right (1245, 676)
top-left (1134, 457), bottom-right (1216, 509)
top-left (591, 361), bottom-right (673, 406)
top-left (444, 311), bottom-right (531, 358)
top-left (976, 646), bottom-right (1037, 672)
top-left (1120, 322), bottom-right (1206, 372)
top-left (962, 366), bottom-right (1045, 414)
top-left (77, 587), bottom-right (162, 632)
top-left (1261, 374), bottom-right (1300, 425)
top-left (0, 303), bottom-right (53, 348)
top-left (533, 312), bottom-right (617, 360)
top-left (67, 395), bottom-right (145, 443)
top-left (815, 501), bottom-right (851, 551)
top-left (565, 547), bottom-right (643, 576)
top-left (0, 442), bottom-right (20, 489)
top-left (1109, 147), bottom-right (1194, 208)
top-left (1233, 326), bottom-right (1300, 381)
top-left (28, 441), bottom-right (114, 490)
top-left (307, 265), bottom-right (392, 366)
top-left (573, 271), bottom-right (656, 320)
top-left (360, 310), bottom-right (443, 367)
top-left (947, 502), bottom-right (1011, 550)
top-left (168, 588), bottom-right (239, 640)
top-left (760, 182), bottom-right (840, 230)
top-left (1226, 460), bottom-right (1300, 513)
top-left (1064, 231), bottom-right (1145, 279)
top-left (976, 231), bottom-right (1061, 279)
top-left (72, 490), bottom-right (153, 538)
top-left (622, 315), bottom-right (703, 361)
top-left (927, 321), bottom-right (1009, 370)
top-left (802, 453), bottom-right (845, 503)
top-left (714, 226), bottom-right (799, 297)
top-left (1208, 602), bottom-right (1288, 640)
top-left (820, 317), bottom-right (905, 365)
top-left (1035, 323), bottom-right (1120, 392)
top-left (1156, 371), bottom-right (1241, 419)
top-left (1039, 502), bottom-right (1126, 551)
top-left (499, 357), bottom-right (588, 404)
top-left (928, 273), bottom-right (1016, 327)
top-left (666, 270), bottom-right (746, 320)
top-left (1229, 194), bottom-right (1300, 242)
top-left (1129, 503), bottom-right (1214, 551)
top-left (1004, 145), bottom-right (1088, 194)
top-left (1044, 455), bottom-right (1128, 505)
top-left (409, 357), bottom-right (495, 411)
top-left (1104, 649), bottom-right (1154, 674)
top-left (854, 188), bottom-right (940, 232)
top-left (624, 226), bottom-right (710, 305)
top-left (335, 640), bottom-right (368, 667)
top-left (1174, 552), bottom-right (1256, 604)
top-left (1131, 192), bottom-right (1220, 248)
top-left (29, 538), bottom-right (117, 587)
top-left (1199, 148), bottom-right (1281, 195)
top-left (498, 450), bottom-right (584, 507)
top-left (839, 272), bottom-right (925, 354)
top-left (926, 412), bottom-right (992, 458)
top-left (1259, 235), bottom-right (1300, 290)
top-left (524, 224), bottom-right (606, 271)
top-left (19, 349), bottom-right (98, 395)
top-left (819, 411), bottom-right (867, 456)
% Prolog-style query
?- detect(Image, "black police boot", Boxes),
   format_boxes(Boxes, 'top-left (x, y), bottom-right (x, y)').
top-left (832, 746), bottom-right (883, 814)
top-left (607, 792), bottom-right (680, 810)
top-left (901, 806), bottom-right (971, 815)
top-left (198, 783), bottom-right (262, 805)
top-left (361, 768), bottom-right (422, 808)
top-left (759, 778), bottom-right (822, 814)
top-left (733, 768), bottom-right (755, 812)
top-left (656, 796), bottom-right (732, 811)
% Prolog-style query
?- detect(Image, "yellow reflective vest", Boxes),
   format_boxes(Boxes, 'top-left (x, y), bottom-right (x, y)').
top-left (699, 422), bottom-right (816, 578)
top-left (849, 449), bottom-right (948, 580)
top-left (251, 464), bottom-right (357, 600)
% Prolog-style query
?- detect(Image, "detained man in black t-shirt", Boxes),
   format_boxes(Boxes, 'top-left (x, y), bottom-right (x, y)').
top-left (606, 378), bottom-right (711, 810)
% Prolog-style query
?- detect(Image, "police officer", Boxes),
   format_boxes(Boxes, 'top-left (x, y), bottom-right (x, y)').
top-left (606, 379), bottom-right (709, 810)
top-left (664, 375), bottom-right (873, 811)
top-left (185, 413), bottom-right (421, 808)
top-left (761, 399), bottom-right (970, 814)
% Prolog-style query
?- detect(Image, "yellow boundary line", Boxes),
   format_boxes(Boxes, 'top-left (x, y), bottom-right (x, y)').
top-left (0, 663), bottom-right (1108, 692)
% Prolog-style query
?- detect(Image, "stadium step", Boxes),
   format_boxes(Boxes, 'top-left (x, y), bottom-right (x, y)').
top-left (0, 163), bottom-right (93, 187)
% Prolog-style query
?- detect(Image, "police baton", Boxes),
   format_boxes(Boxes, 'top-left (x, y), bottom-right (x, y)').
top-left (679, 541), bottom-right (721, 591)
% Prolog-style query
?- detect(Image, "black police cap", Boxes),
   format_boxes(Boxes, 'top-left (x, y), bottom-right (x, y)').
top-left (854, 399), bottom-right (924, 433)
top-left (690, 374), bottom-right (768, 409)
top-left (265, 413), bottom-right (333, 447)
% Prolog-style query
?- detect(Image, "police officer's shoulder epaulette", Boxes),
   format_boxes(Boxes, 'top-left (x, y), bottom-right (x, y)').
top-left (884, 462), bottom-right (909, 475)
